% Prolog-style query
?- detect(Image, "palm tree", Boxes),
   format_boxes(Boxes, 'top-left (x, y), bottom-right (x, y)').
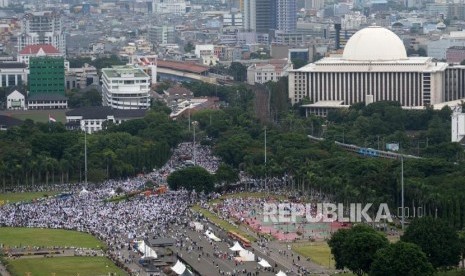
top-left (0, 160), bottom-right (6, 193)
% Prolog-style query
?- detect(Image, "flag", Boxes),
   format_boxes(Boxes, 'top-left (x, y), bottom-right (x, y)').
top-left (48, 114), bottom-right (56, 123)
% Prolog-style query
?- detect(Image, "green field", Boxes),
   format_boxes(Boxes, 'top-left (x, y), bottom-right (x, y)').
top-left (191, 205), bottom-right (256, 242)
top-left (7, 256), bottom-right (126, 276)
top-left (0, 110), bottom-right (66, 123)
top-left (292, 242), bottom-right (335, 269)
top-left (0, 192), bottom-right (58, 204)
top-left (211, 192), bottom-right (287, 204)
top-left (0, 228), bottom-right (105, 249)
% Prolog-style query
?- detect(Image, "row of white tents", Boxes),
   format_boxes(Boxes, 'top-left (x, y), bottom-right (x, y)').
top-left (228, 241), bottom-right (287, 275)
top-left (136, 240), bottom-right (158, 259)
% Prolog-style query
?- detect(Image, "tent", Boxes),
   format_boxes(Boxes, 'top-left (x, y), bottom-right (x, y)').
top-left (258, 258), bottom-right (272, 268)
top-left (205, 230), bottom-right (221, 242)
top-left (109, 190), bottom-right (116, 196)
top-left (171, 260), bottom-right (187, 275)
top-left (137, 240), bottom-right (157, 259)
top-left (276, 271), bottom-right (287, 276)
top-left (229, 241), bottom-right (245, 251)
top-left (193, 222), bottom-right (204, 231)
top-left (235, 249), bottom-right (255, 262)
top-left (79, 188), bottom-right (89, 196)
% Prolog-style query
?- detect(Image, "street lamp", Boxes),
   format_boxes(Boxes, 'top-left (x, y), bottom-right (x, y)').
top-left (192, 121), bottom-right (198, 165)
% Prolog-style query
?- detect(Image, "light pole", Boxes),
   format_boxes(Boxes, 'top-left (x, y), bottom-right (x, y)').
top-left (188, 102), bottom-right (191, 131)
top-left (401, 154), bottom-right (404, 230)
top-left (192, 121), bottom-right (198, 165)
top-left (84, 129), bottom-right (88, 186)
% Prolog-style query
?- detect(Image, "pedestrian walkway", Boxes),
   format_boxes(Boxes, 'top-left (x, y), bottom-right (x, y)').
top-left (0, 261), bottom-right (11, 276)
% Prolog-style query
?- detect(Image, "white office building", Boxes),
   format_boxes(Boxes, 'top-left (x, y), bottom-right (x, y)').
top-left (152, 0), bottom-right (189, 15)
top-left (289, 26), bottom-right (465, 116)
top-left (102, 65), bottom-right (151, 110)
top-left (17, 11), bottom-right (66, 55)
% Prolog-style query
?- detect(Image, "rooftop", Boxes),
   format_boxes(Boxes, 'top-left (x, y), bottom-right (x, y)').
top-left (19, 44), bottom-right (60, 55)
top-left (157, 60), bottom-right (209, 74)
top-left (0, 62), bottom-right (26, 69)
top-left (66, 106), bottom-right (147, 119)
top-left (27, 93), bottom-right (68, 101)
top-left (102, 65), bottom-right (150, 78)
top-left (0, 115), bottom-right (23, 128)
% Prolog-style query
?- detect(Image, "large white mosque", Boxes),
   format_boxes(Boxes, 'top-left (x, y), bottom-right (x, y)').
top-left (289, 25), bottom-right (465, 116)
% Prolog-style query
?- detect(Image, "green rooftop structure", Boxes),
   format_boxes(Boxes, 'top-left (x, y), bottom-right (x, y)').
top-left (28, 56), bottom-right (65, 96)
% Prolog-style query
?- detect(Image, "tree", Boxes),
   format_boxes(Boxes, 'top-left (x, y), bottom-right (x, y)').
top-left (328, 224), bottom-right (389, 276)
top-left (167, 166), bottom-right (215, 193)
top-left (291, 58), bottom-right (308, 69)
top-left (401, 216), bottom-right (461, 269)
top-left (184, 41), bottom-right (194, 53)
top-left (215, 163), bottom-right (239, 185)
top-left (229, 62), bottom-right (247, 82)
top-left (370, 241), bottom-right (434, 276)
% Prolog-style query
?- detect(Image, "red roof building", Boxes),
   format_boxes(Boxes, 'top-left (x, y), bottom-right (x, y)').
top-left (17, 44), bottom-right (62, 66)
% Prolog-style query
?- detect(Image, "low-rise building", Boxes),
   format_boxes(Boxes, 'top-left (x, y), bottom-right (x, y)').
top-left (65, 107), bottom-right (147, 134)
top-left (0, 115), bottom-right (23, 131)
top-left (247, 59), bottom-right (291, 84)
top-left (446, 46), bottom-right (465, 64)
top-left (66, 63), bottom-right (99, 90)
top-left (26, 93), bottom-right (68, 110)
top-left (6, 89), bottom-right (26, 110)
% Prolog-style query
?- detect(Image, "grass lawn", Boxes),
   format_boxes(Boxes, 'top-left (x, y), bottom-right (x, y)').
top-left (0, 228), bottom-right (105, 249)
top-left (191, 205), bottom-right (256, 242)
top-left (7, 256), bottom-right (125, 276)
top-left (0, 109), bottom-right (67, 123)
top-left (292, 242), bottom-right (335, 269)
top-left (0, 191), bottom-right (58, 204)
top-left (210, 192), bottom-right (287, 204)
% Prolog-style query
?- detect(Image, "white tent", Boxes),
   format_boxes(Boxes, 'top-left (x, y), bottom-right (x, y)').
top-left (193, 222), bottom-right (204, 231)
top-left (276, 271), bottom-right (287, 276)
top-left (79, 188), bottom-right (89, 196)
top-left (171, 260), bottom-right (187, 275)
top-left (137, 240), bottom-right (157, 259)
top-left (205, 230), bottom-right (221, 242)
top-left (109, 190), bottom-right (116, 196)
top-left (235, 249), bottom-right (255, 262)
top-left (258, 258), bottom-right (272, 268)
top-left (229, 241), bottom-right (245, 251)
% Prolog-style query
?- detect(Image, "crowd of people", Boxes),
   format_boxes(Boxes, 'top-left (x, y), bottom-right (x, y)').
top-left (0, 141), bottom-right (323, 275)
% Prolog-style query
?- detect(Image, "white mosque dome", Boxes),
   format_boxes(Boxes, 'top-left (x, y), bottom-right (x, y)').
top-left (342, 26), bottom-right (407, 61)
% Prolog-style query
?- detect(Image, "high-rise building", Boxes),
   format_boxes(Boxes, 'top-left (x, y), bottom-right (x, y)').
top-left (148, 26), bottom-right (176, 45)
top-left (101, 65), bottom-right (151, 110)
top-left (256, 0), bottom-right (274, 33)
top-left (28, 56), bottom-right (65, 96)
top-left (243, 0), bottom-right (256, 31)
top-left (276, 0), bottom-right (297, 33)
top-left (243, 0), bottom-right (273, 33)
top-left (17, 11), bottom-right (66, 55)
top-left (243, 0), bottom-right (296, 34)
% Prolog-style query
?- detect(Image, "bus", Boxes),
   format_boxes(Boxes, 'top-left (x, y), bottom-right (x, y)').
top-left (228, 231), bottom-right (251, 247)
